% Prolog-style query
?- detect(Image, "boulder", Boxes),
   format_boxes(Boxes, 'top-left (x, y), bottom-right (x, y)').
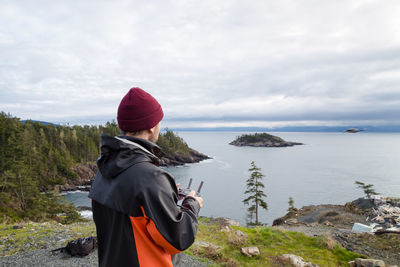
top-left (235, 230), bottom-right (247, 238)
top-left (193, 241), bottom-right (221, 250)
top-left (279, 254), bottom-right (320, 267)
top-left (285, 218), bottom-right (298, 225)
top-left (324, 220), bottom-right (334, 227)
top-left (209, 217), bottom-right (240, 227)
top-left (220, 226), bottom-right (230, 232)
top-left (353, 258), bottom-right (386, 267)
top-left (240, 247), bottom-right (260, 257)
top-left (272, 217), bottom-right (285, 226)
top-left (347, 198), bottom-right (375, 211)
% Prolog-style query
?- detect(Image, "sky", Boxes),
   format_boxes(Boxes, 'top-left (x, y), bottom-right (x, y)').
top-left (1, 0), bottom-right (400, 128)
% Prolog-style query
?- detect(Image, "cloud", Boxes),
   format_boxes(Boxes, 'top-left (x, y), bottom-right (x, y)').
top-left (1, 0), bottom-right (400, 127)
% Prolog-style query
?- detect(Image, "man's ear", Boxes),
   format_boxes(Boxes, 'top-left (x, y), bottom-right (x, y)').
top-left (148, 126), bottom-right (156, 134)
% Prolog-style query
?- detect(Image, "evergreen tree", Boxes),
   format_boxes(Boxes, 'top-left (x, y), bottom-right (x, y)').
top-left (288, 197), bottom-right (295, 212)
top-left (243, 161), bottom-right (268, 225)
top-left (157, 128), bottom-right (190, 156)
top-left (355, 181), bottom-right (379, 199)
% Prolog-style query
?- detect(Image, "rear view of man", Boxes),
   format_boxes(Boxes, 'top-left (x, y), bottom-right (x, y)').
top-left (89, 87), bottom-right (203, 267)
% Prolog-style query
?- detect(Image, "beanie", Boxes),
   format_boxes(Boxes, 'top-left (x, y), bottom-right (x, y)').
top-left (117, 87), bottom-right (164, 132)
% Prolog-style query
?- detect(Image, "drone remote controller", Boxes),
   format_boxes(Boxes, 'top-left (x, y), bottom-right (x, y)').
top-left (178, 178), bottom-right (204, 201)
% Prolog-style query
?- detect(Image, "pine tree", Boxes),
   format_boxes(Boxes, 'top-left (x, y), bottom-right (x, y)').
top-left (288, 197), bottom-right (295, 212)
top-left (355, 181), bottom-right (379, 199)
top-left (243, 161), bottom-right (268, 225)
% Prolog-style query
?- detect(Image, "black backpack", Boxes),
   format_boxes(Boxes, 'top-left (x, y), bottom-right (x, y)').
top-left (53, 236), bottom-right (97, 257)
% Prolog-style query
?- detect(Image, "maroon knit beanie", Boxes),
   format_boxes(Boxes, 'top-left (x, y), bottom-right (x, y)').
top-left (117, 87), bottom-right (164, 132)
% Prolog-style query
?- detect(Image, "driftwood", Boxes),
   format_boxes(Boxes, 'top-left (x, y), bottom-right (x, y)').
top-left (374, 230), bottom-right (400, 235)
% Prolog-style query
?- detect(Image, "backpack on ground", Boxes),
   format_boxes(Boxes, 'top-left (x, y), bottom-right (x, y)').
top-left (52, 236), bottom-right (97, 257)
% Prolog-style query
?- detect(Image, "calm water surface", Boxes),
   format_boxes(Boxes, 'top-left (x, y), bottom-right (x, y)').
top-left (65, 132), bottom-right (400, 225)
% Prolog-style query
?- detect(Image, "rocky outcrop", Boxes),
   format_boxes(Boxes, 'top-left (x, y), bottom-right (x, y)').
top-left (344, 198), bottom-right (375, 215)
top-left (349, 258), bottom-right (397, 267)
top-left (272, 199), bottom-right (400, 265)
top-left (57, 163), bottom-right (97, 192)
top-left (160, 148), bottom-right (210, 166)
top-left (207, 217), bottom-right (241, 227)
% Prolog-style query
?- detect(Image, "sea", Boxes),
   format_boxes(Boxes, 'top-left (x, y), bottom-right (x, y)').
top-left (64, 132), bottom-right (400, 226)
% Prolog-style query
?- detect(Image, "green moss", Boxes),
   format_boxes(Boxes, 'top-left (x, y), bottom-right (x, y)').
top-left (332, 245), bottom-right (365, 262)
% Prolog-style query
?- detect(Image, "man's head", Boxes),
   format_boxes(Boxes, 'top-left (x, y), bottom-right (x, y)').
top-left (117, 87), bottom-right (164, 142)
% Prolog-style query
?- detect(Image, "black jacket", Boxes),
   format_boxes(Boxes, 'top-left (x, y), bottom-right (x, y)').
top-left (89, 135), bottom-right (200, 267)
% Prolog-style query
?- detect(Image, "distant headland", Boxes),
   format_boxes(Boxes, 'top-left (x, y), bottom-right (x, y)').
top-left (229, 133), bottom-right (303, 147)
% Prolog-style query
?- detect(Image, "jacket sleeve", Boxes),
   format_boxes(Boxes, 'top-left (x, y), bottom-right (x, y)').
top-left (139, 169), bottom-right (200, 254)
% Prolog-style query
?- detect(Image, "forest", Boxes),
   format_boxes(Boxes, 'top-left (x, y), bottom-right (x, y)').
top-left (0, 111), bottom-right (190, 223)
top-left (232, 132), bottom-right (285, 144)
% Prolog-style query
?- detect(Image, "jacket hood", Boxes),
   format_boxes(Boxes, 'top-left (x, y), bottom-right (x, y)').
top-left (97, 134), bottom-right (164, 179)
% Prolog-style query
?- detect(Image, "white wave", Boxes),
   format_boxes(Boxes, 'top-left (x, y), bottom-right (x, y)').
top-left (60, 190), bottom-right (87, 195)
top-left (79, 210), bottom-right (93, 219)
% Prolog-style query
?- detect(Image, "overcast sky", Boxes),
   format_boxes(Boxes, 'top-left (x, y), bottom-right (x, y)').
top-left (1, 0), bottom-right (400, 128)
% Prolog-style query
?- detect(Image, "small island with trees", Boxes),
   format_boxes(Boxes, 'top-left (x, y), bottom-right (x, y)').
top-left (229, 132), bottom-right (303, 147)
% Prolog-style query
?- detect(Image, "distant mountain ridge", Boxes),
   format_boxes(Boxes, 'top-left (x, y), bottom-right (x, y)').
top-left (19, 119), bottom-right (400, 132)
top-left (21, 120), bottom-right (59, 126)
top-left (169, 125), bottom-right (400, 132)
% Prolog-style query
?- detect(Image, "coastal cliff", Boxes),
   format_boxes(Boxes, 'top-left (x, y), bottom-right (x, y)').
top-left (160, 148), bottom-right (210, 167)
top-left (230, 132), bottom-right (303, 147)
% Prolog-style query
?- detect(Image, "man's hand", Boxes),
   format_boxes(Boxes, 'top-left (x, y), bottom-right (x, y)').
top-left (188, 190), bottom-right (203, 208)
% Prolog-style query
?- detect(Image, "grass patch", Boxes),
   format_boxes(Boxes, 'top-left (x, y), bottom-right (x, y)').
top-left (188, 218), bottom-right (365, 266)
top-left (0, 221), bottom-right (96, 256)
top-left (1, 217), bottom-right (366, 266)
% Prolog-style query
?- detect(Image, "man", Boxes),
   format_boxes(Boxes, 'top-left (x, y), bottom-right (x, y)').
top-left (89, 87), bottom-right (203, 267)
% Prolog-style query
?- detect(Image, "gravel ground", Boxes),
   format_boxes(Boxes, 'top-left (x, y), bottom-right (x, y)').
top-left (0, 249), bottom-right (208, 267)
top-left (0, 221), bottom-right (208, 267)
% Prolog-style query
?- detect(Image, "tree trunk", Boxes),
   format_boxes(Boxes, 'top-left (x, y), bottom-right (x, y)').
top-left (255, 177), bottom-right (258, 224)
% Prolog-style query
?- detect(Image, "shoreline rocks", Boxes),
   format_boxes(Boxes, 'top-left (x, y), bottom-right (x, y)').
top-left (160, 148), bottom-right (211, 166)
top-left (230, 140), bottom-right (303, 147)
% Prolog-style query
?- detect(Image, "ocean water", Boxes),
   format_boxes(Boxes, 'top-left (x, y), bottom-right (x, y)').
top-left (64, 132), bottom-right (400, 225)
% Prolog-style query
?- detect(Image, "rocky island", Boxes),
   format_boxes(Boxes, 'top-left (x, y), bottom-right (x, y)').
top-left (230, 132), bottom-right (303, 147)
